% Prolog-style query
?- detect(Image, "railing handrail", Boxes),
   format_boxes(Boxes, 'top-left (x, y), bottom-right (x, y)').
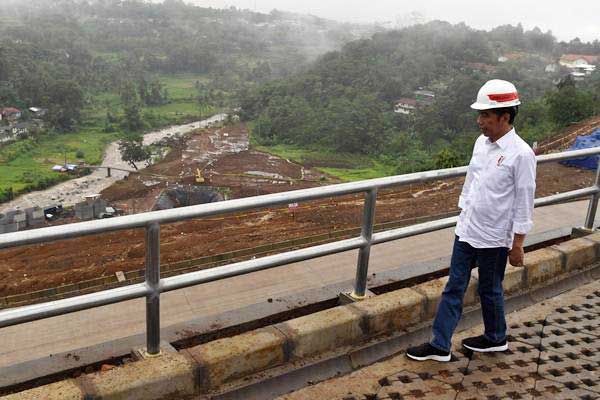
top-left (2, 147), bottom-right (599, 250)
top-left (1, 146), bottom-right (599, 356)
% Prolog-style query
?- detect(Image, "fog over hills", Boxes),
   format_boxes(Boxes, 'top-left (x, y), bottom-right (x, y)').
top-left (190, 0), bottom-right (600, 42)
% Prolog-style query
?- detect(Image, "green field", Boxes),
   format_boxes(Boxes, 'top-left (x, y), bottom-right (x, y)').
top-left (0, 74), bottom-right (218, 198)
top-left (0, 128), bottom-right (118, 193)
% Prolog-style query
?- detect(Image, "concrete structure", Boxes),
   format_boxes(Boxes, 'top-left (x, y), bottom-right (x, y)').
top-left (280, 279), bottom-right (600, 400)
top-left (0, 201), bottom-right (595, 390)
top-left (74, 197), bottom-right (108, 220)
top-left (1, 231), bottom-right (599, 399)
top-left (24, 207), bottom-right (44, 227)
top-left (74, 202), bottom-right (94, 221)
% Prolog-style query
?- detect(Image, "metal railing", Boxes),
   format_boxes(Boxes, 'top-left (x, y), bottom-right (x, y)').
top-left (1, 147), bottom-right (599, 355)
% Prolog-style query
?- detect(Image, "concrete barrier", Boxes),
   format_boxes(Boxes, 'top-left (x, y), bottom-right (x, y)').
top-left (414, 273), bottom-right (479, 319)
top-left (3, 234), bottom-right (600, 399)
top-left (275, 306), bottom-right (365, 360)
top-left (347, 288), bottom-right (424, 335)
top-left (85, 353), bottom-right (196, 400)
top-left (185, 326), bottom-right (287, 389)
top-left (554, 236), bottom-right (597, 271)
top-left (1, 380), bottom-right (83, 400)
top-left (523, 248), bottom-right (564, 287)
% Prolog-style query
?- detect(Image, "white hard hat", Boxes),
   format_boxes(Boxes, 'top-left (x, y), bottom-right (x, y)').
top-left (470, 79), bottom-right (521, 110)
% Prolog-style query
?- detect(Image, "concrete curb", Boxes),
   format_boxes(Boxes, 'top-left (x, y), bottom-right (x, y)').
top-left (1, 353), bottom-right (197, 400)
top-left (3, 233), bottom-right (600, 399)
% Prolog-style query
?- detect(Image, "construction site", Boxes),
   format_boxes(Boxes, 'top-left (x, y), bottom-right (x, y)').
top-left (0, 118), bottom-right (599, 300)
top-left (0, 118), bottom-right (600, 304)
top-left (1, 116), bottom-right (600, 400)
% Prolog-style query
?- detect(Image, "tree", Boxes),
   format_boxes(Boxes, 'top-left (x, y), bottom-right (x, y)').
top-left (47, 80), bottom-right (84, 131)
top-left (122, 101), bottom-right (144, 131)
top-left (546, 84), bottom-right (594, 127)
top-left (119, 137), bottom-right (151, 170)
top-left (434, 148), bottom-right (461, 169)
top-left (148, 80), bottom-right (166, 106)
top-left (120, 81), bottom-right (137, 106)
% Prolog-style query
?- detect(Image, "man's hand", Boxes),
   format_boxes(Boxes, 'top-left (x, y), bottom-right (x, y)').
top-left (509, 246), bottom-right (525, 267)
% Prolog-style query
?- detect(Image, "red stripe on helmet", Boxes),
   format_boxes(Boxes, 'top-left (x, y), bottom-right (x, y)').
top-left (488, 92), bottom-right (519, 102)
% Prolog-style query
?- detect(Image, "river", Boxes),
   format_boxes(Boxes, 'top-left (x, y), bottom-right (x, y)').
top-left (0, 114), bottom-right (227, 213)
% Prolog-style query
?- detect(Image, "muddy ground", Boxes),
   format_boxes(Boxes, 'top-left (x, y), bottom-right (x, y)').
top-left (0, 121), bottom-right (597, 297)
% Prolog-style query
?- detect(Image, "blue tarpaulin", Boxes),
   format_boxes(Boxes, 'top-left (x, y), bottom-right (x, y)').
top-left (561, 128), bottom-right (600, 170)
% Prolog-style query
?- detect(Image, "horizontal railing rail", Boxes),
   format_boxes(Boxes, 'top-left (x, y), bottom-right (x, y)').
top-left (1, 146), bottom-right (599, 356)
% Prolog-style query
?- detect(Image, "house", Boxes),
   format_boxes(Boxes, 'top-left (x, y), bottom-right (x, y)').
top-left (545, 64), bottom-right (558, 73)
top-left (465, 62), bottom-right (497, 74)
top-left (414, 90), bottom-right (435, 106)
top-left (1, 107), bottom-right (21, 122)
top-left (394, 98), bottom-right (418, 115)
top-left (0, 126), bottom-right (12, 143)
top-left (570, 71), bottom-right (587, 82)
top-left (11, 123), bottom-right (29, 137)
top-left (559, 54), bottom-right (599, 69)
top-left (28, 107), bottom-right (48, 118)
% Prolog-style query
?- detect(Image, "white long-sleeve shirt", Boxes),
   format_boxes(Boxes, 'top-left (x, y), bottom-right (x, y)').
top-left (455, 128), bottom-right (536, 249)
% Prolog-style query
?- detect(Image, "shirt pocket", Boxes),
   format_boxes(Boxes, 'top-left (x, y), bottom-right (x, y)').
top-left (488, 164), bottom-right (513, 192)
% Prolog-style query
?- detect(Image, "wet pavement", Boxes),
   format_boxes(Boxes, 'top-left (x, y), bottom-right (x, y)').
top-left (278, 280), bottom-right (600, 400)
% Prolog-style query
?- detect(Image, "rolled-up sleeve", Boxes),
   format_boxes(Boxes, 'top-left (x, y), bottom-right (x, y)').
top-left (512, 151), bottom-right (537, 234)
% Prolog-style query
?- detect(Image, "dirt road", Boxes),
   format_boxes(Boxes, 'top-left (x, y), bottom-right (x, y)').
top-left (0, 114), bottom-right (227, 213)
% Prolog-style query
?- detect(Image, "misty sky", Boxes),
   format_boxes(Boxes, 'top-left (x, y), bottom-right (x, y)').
top-left (191, 0), bottom-right (600, 42)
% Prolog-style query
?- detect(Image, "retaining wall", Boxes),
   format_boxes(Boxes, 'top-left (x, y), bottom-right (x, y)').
top-left (3, 232), bottom-right (600, 399)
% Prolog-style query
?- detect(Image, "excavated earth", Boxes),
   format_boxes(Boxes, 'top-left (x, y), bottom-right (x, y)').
top-left (0, 120), bottom-right (598, 297)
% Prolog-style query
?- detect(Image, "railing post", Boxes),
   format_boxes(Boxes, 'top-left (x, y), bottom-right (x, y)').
top-left (352, 188), bottom-right (378, 299)
top-left (145, 222), bottom-right (161, 356)
top-left (585, 158), bottom-right (600, 230)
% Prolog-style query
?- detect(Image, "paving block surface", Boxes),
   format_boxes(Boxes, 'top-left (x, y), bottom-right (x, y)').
top-left (278, 280), bottom-right (600, 400)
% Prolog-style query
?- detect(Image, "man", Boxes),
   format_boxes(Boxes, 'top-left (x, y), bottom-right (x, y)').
top-left (406, 79), bottom-right (537, 362)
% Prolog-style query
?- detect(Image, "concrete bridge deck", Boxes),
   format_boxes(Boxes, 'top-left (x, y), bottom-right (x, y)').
top-left (278, 279), bottom-right (600, 400)
top-left (0, 200), bottom-right (593, 373)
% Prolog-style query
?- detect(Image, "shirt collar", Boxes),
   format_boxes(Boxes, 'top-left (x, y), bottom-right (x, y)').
top-left (486, 128), bottom-right (515, 150)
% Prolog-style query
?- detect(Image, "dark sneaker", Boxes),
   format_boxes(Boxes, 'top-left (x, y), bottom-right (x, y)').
top-left (462, 335), bottom-right (508, 352)
top-left (406, 343), bottom-right (451, 362)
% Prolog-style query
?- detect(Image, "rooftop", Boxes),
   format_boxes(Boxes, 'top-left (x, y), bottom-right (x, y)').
top-left (560, 54), bottom-right (599, 64)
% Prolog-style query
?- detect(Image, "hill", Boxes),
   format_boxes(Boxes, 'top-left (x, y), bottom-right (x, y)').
top-left (239, 21), bottom-right (600, 178)
top-left (0, 0), bottom-right (376, 200)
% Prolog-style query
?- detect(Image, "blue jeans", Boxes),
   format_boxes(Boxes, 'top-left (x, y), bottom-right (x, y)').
top-left (430, 236), bottom-right (509, 352)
